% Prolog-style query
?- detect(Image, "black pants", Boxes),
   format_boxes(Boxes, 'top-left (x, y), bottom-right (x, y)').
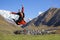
top-left (13, 17), bottom-right (23, 25)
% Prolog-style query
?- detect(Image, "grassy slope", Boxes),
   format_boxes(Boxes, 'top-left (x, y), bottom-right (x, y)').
top-left (0, 15), bottom-right (20, 34)
top-left (0, 33), bottom-right (60, 40)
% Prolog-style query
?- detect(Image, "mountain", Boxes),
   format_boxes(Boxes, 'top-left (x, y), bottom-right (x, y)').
top-left (22, 8), bottom-right (60, 33)
top-left (0, 15), bottom-right (20, 34)
top-left (0, 10), bottom-right (19, 25)
top-left (34, 8), bottom-right (60, 27)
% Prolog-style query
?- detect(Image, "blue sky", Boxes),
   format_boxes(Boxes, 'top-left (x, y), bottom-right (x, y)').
top-left (0, 0), bottom-right (60, 21)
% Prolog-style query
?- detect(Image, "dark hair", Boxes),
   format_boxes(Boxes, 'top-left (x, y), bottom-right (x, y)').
top-left (17, 12), bottom-right (25, 18)
top-left (23, 13), bottom-right (25, 18)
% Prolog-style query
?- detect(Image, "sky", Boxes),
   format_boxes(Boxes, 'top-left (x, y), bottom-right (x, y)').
top-left (0, 0), bottom-right (60, 21)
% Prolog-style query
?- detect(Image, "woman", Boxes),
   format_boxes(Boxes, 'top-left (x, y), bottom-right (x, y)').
top-left (12, 6), bottom-right (26, 25)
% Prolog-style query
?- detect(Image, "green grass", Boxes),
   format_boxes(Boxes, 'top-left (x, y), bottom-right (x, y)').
top-left (0, 16), bottom-right (60, 40)
top-left (0, 33), bottom-right (60, 40)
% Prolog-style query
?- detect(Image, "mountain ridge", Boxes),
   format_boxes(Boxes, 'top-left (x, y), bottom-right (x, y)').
top-left (22, 8), bottom-right (60, 30)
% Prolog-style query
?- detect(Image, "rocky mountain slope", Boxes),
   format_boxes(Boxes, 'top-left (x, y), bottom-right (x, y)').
top-left (22, 8), bottom-right (60, 34)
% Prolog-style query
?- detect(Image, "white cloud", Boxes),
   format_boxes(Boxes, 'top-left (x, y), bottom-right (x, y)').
top-left (28, 18), bottom-right (32, 20)
top-left (38, 11), bottom-right (43, 15)
top-left (25, 18), bottom-right (32, 22)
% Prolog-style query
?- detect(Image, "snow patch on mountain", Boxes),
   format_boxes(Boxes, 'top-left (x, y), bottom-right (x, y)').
top-left (0, 10), bottom-right (19, 21)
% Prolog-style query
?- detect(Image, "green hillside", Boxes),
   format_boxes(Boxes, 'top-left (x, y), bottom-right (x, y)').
top-left (0, 15), bottom-right (20, 34)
